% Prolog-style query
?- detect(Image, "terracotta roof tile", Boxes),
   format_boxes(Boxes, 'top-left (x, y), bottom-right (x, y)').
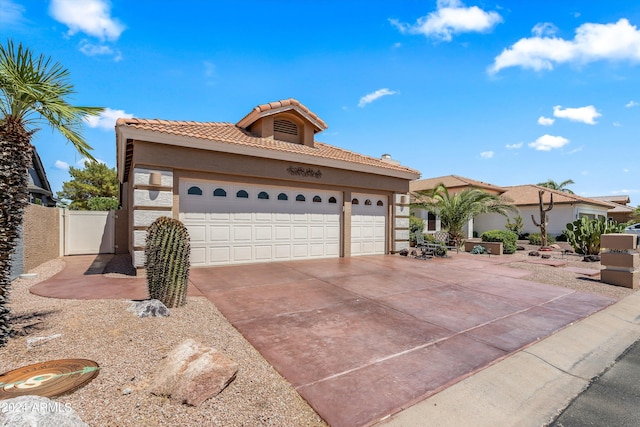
top-left (237, 98), bottom-right (328, 131)
top-left (410, 174), bottom-right (506, 193)
top-left (117, 118), bottom-right (418, 175)
top-left (502, 185), bottom-right (615, 208)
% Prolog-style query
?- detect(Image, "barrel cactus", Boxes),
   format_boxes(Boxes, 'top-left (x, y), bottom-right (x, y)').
top-left (145, 217), bottom-right (190, 308)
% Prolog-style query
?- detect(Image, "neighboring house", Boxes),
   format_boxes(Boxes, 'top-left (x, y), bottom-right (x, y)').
top-left (28, 148), bottom-right (57, 207)
top-left (410, 175), bottom-right (506, 238)
top-left (411, 175), bottom-right (615, 238)
top-left (474, 185), bottom-right (614, 236)
top-left (116, 99), bottom-right (420, 268)
top-left (590, 195), bottom-right (635, 224)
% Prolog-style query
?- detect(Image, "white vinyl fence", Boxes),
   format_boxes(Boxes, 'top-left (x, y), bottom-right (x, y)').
top-left (62, 209), bottom-right (115, 255)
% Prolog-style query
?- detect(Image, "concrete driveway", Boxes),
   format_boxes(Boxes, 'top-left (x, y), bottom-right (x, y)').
top-left (187, 254), bottom-right (615, 427)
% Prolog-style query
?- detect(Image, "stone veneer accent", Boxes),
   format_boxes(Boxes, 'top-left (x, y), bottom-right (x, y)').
top-left (393, 193), bottom-right (410, 252)
top-left (132, 167), bottom-right (173, 267)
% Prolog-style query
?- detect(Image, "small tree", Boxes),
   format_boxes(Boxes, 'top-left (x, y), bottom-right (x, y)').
top-left (87, 196), bottom-right (119, 211)
top-left (57, 161), bottom-right (118, 210)
top-left (505, 214), bottom-right (524, 238)
top-left (409, 214), bottom-right (425, 245)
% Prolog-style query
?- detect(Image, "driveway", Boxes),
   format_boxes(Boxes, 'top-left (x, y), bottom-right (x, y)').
top-left (187, 254), bottom-right (615, 427)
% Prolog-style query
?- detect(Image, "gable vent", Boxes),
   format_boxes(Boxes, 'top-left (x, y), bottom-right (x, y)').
top-left (274, 119), bottom-right (298, 136)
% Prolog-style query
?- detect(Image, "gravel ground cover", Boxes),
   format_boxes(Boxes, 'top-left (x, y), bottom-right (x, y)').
top-left (0, 244), bottom-right (635, 426)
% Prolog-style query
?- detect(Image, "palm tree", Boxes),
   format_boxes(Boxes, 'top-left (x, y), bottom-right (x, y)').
top-left (0, 40), bottom-right (102, 346)
top-left (412, 184), bottom-right (517, 246)
top-left (537, 179), bottom-right (575, 194)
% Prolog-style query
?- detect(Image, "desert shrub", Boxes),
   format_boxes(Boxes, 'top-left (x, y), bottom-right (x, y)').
top-left (505, 214), bottom-right (524, 236)
top-left (528, 232), bottom-right (555, 246)
top-left (470, 245), bottom-right (487, 254)
top-left (481, 229), bottom-right (517, 254)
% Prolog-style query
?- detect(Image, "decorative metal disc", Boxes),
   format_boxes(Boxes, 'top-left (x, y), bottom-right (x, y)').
top-left (0, 359), bottom-right (99, 400)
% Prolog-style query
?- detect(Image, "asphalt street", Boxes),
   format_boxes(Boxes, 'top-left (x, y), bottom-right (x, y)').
top-left (550, 338), bottom-right (640, 427)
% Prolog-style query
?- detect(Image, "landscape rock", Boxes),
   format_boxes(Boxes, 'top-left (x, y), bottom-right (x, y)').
top-left (583, 255), bottom-right (601, 262)
top-left (26, 333), bottom-right (61, 350)
top-left (149, 339), bottom-right (238, 406)
top-left (528, 251), bottom-right (540, 257)
top-left (399, 249), bottom-right (409, 256)
top-left (541, 254), bottom-right (551, 259)
top-left (128, 299), bottom-right (170, 318)
top-left (0, 395), bottom-right (87, 427)
top-left (516, 246), bottom-right (525, 251)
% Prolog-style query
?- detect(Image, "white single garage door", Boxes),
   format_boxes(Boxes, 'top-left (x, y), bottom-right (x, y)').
top-left (179, 180), bottom-right (342, 266)
top-left (351, 193), bottom-right (386, 256)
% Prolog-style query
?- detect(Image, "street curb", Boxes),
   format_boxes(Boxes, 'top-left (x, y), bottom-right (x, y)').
top-left (379, 292), bottom-right (640, 427)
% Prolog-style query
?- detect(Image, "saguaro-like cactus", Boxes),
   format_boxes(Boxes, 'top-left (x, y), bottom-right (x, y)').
top-left (145, 217), bottom-right (190, 308)
top-left (531, 190), bottom-right (553, 247)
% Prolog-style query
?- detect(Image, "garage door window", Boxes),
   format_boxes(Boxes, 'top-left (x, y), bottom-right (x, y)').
top-left (278, 193), bottom-right (288, 201)
top-left (213, 188), bottom-right (226, 197)
top-left (187, 186), bottom-right (203, 196)
top-left (296, 194), bottom-right (306, 202)
top-left (352, 198), bottom-right (359, 204)
top-left (329, 197), bottom-right (337, 204)
top-left (236, 190), bottom-right (249, 198)
top-left (258, 191), bottom-right (269, 200)
top-left (377, 200), bottom-right (384, 206)
top-left (313, 195), bottom-right (322, 203)
top-left (365, 199), bottom-right (372, 205)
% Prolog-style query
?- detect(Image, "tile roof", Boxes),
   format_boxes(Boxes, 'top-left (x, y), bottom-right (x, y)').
top-left (236, 98), bottom-right (328, 131)
top-left (116, 118), bottom-right (419, 175)
top-left (501, 185), bottom-right (615, 208)
top-left (410, 175), bottom-right (506, 193)
top-left (591, 195), bottom-right (631, 205)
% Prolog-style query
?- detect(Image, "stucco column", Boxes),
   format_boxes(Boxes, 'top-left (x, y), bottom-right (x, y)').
top-left (342, 191), bottom-right (352, 258)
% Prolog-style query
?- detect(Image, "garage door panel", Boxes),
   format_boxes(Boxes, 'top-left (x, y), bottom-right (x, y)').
top-left (275, 226), bottom-right (291, 240)
top-left (255, 245), bottom-right (272, 260)
top-left (310, 243), bottom-right (325, 256)
top-left (326, 226), bottom-right (339, 239)
top-left (255, 226), bottom-right (272, 241)
top-left (275, 245), bottom-right (291, 258)
top-left (310, 226), bottom-right (324, 239)
top-left (293, 227), bottom-right (308, 239)
top-left (276, 213), bottom-right (291, 221)
top-left (234, 226), bottom-right (252, 241)
top-left (191, 247), bottom-right (206, 265)
top-left (210, 247), bottom-right (230, 264)
top-left (188, 225), bottom-right (206, 242)
top-left (233, 246), bottom-right (252, 261)
top-left (255, 212), bottom-right (272, 221)
top-left (184, 212), bottom-right (206, 221)
top-left (234, 212), bottom-right (252, 221)
top-left (209, 225), bottom-right (230, 242)
top-left (293, 244), bottom-right (309, 258)
top-left (210, 213), bottom-right (230, 221)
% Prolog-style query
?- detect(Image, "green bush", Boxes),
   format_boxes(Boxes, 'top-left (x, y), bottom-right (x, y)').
top-left (481, 230), bottom-right (518, 254)
top-left (505, 214), bottom-right (524, 236)
top-left (528, 232), bottom-right (555, 246)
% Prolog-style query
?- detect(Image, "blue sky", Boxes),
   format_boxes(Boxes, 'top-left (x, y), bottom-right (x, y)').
top-left (2, 0), bottom-right (639, 207)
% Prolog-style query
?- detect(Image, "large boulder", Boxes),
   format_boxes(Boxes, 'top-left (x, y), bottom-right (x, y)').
top-left (0, 395), bottom-right (87, 426)
top-left (149, 339), bottom-right (237, 406)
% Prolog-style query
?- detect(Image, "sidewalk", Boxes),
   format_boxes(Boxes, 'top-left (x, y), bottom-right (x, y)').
top-left (379, 291), bottom-right (640, 427)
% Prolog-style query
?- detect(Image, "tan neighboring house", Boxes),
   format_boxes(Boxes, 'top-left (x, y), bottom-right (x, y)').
top-left (411, 175), bottom-right (616, 237)
top-left (590, 195), bottom-right (635, 224)
top-left (116, 99), bottom-right (420, 268)
top-left (410, 175), bottom-right (506, 237)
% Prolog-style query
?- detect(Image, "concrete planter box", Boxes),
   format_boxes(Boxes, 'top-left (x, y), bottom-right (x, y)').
top-left (600, 252), bottom-right (640, 269)
top-left (464, 241), bottom-right (503, 255)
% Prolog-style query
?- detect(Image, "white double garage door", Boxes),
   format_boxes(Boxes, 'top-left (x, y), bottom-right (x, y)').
top-left (179, 180), bottom-right (386, 266)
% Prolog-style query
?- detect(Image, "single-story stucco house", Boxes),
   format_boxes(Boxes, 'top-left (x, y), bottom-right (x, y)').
top-left (411, 175), bottom-right (616, 238)
top-left (116, 99), bottom-right (420, 268)
top-left (590, 195), bottom-right (635, 224)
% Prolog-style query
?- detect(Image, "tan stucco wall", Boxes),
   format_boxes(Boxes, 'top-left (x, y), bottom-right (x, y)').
top-left (130, 141), bottom-right (411, 194)
top-left (23, 204), bottom-right (60, 271)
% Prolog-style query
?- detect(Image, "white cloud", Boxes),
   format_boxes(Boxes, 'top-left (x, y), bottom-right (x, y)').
top-left (78, 40), bottom-right (121, 60)
top-left (568, 146), bottom-right (583, 154)
top-left (0, 0), bottom-right (25, 25)
top-left (203, 61), bottom-right (216, 78)
top-left (77, 157), bottom-right (106, 166)
top-left (50, 0), bottom-right (125, 41)
top-left (506, 142), bottom-right (523, 149)
top-left (84, 108), bottom-right (133, 130)
top-left (613, 121), bottom-right (622, 127)
top-left (358, 88), bottom-right (398, 107)
top-left (480, 151), bottom-right (494, 159)
top-left (553, 105), bottom-right (601, 124)
top-left (623, 168), bottom-right (630, 173)
top-left (528, 134), bottom-right (570, 151)
top-left (390, 0), bottom-right (502, 42)
top-left (54, 160), bottom-right (69, 170)
top-left (490, 19), bottom-right (640, 74)
top-left (532, 22), bottom-right (558, 37)
top-left (537, 116), bottom-right (555, 126)
top-left (626, 100), bottom-right (639, 107)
